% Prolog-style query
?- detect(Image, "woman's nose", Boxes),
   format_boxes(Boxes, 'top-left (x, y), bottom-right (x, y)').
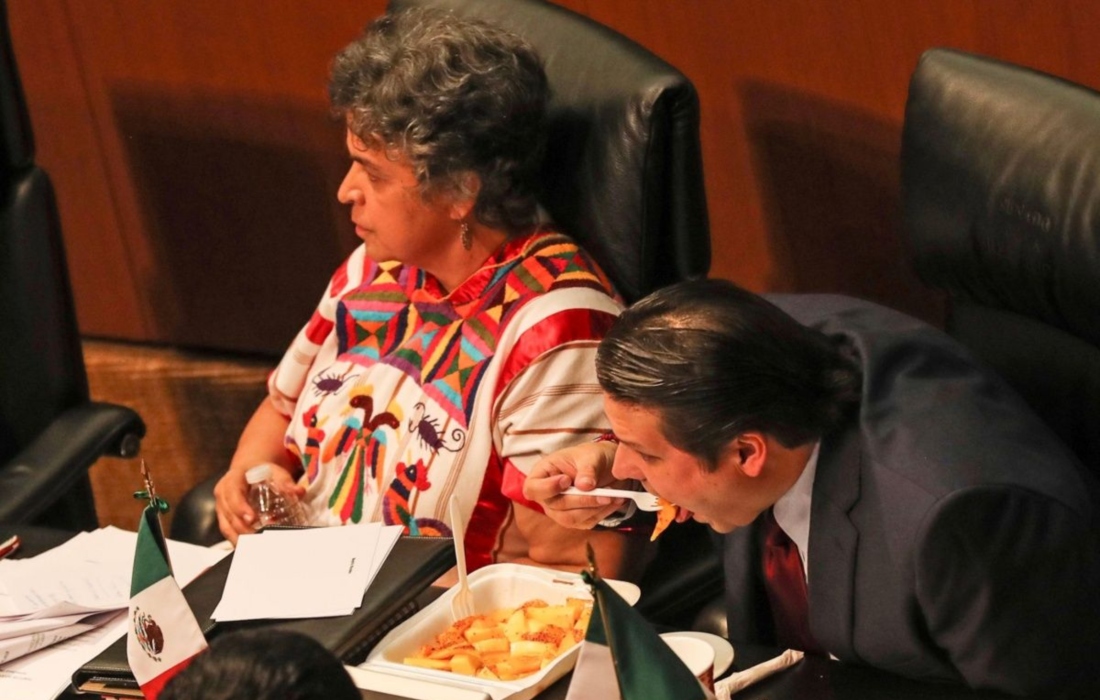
top-left (337, 168), bottom-right (360, 204)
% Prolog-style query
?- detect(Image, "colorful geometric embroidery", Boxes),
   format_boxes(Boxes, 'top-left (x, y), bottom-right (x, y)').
top-left (334, 233), bottom-right (610, 426)
top-left (323, 389), bottom-right (399, 522)
top-left (382, 458), bottom-right (433, 535)
top-left (407, 402), bottom-right (466, 454)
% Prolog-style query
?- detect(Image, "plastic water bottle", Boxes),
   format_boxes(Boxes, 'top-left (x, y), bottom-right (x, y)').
top-left (245, 464), bottom-right (306, 528)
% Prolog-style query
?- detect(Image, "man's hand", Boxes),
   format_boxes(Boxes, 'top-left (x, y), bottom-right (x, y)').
top-left (522, 441), bottom-right (629, 529)
top-left (214, 463), bottom-right (304, 545)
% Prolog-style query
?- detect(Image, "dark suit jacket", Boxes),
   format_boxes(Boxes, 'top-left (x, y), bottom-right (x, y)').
top-left (721, 294), bottom-right (1100, 696)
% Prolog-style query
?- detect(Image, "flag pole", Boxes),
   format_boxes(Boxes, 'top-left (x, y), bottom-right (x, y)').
top-left (133, 459), bottom-right (173, 573)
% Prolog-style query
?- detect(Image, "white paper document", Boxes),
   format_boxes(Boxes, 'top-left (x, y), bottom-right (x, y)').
top-left (211, 524), bottom-right (403, 622)
top-left (0, 611), bottom-right (118, 665)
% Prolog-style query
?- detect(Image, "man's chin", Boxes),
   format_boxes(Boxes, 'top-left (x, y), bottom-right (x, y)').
top-left (693, 514), bottom-right (735, 534)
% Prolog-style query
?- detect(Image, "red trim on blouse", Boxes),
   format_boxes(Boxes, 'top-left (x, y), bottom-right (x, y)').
top-left (493, 307), bottom-right (618, 398)
top-left (467, 449), bottom-right (509, 571)
top-left (303, 311), bottom-right (333, 346)
top-left (493, 307), bottom-right (618, 511)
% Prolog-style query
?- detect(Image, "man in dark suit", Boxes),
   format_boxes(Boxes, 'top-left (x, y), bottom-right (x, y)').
top-left (524, 279), bottom-right (1100, 697)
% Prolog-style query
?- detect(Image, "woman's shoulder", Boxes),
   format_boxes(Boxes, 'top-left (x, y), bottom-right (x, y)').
top-left (510, 229), bottom-right (620, 299)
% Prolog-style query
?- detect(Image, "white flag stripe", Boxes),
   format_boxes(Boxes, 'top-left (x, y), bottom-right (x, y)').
top-left (565, 640), bottom-right (622, 700)
top-left (127, 572), bottom-right (206, 691)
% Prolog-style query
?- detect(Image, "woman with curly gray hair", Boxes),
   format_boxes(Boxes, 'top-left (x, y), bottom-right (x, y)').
top-left (214, 8), bottom-right (646, 581)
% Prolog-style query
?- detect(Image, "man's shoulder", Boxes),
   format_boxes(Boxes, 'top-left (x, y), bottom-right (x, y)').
top-left (781, 295), bottom-right (1093, 511)
top-left (763, 293), bottom-right (934, 337)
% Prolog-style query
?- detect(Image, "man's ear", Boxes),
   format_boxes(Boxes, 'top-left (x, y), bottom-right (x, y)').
top-left (721, 432), bottom-right (767, 478)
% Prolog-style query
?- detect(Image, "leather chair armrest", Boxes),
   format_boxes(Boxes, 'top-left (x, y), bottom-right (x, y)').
top-left (170, 474), bottom-right (223, 546)
top-left (0, 401), bottom-right (145, 525)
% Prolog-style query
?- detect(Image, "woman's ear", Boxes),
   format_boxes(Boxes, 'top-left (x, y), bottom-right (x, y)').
top-left (721, 432), bottom-right (767, 478)
top-left (449, 171), bottom-right (481, 221)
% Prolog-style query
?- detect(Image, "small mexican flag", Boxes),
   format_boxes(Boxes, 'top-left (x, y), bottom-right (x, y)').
top-left (126, 501), bottom-right (207, 699)
top-left (566, 566), bottom-right (714, 700)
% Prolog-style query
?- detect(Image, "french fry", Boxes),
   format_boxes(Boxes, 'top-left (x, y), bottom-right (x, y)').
top-left (464, 625), bottom-right (505, 644)
top-left (504, 608), bottom-right (528, 642)
top-left (404, 656), bottom-right (451, 671)
top-left (450, 652), bottom-right (482, 676)
top-left (526, 605), bottom-right (576, 630)
top-left (473, 637), bottom-right (510, 654)
top-left (510, 640), bottom-right (554, 658)
top-left (506, 655), bottom-right (544, 675)
top-left (558, 633), bottom-right (578, 654)
top-left (524, 625), bottom-right (566, 647)
top-left (476, 666), bottom-right (500, 681)
top-left (651, 497), bottom-right (680, 540)
top-left (480, 650), bottom-right (510, 666)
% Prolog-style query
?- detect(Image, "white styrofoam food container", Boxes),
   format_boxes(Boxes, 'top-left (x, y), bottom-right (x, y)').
top-left (357, 563), bottom-right (641, 700)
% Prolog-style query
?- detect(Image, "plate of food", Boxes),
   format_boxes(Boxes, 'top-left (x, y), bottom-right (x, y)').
top-left (358, 563), bottom-right (641, 700)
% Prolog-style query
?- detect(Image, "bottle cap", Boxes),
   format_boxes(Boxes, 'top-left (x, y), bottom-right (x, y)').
top-left (245, 463), bottom-right (274, 484)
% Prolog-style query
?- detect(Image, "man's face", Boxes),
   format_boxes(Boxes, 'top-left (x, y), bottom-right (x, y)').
top-left (604, 396), bottom-right (769, 533)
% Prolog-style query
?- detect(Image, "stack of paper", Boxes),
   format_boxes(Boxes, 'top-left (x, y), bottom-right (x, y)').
top-left (1, 534), bottom-right (128, 665)
top-left (0, 527), bottom-right (227, 700)
top-left (211, 523), bottom-right (403, 621)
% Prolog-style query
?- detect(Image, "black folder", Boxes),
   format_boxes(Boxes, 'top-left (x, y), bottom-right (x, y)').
top-left (71, 535), bottom-right (454, 697)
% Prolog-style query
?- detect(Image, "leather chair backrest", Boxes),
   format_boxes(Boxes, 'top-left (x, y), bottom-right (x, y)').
top-left (0, 0), bottom-right (89, 463)
top-left (387, 0), bottom-right (710, 302)
top-left (0, 0), bottom-right (31, 174)
top-left (902, 48), bottom-right (1100, 477)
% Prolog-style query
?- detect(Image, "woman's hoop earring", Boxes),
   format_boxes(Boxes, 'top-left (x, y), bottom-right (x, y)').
top-left (460, 220), bottom-right (472, 250)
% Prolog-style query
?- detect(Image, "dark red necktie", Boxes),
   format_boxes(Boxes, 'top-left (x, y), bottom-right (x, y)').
top-left (760, 508), bottom-right (825, 655)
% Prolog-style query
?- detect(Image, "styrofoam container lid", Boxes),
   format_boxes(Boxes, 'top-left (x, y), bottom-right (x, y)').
top-left (359, 563), bottom-right (641, 700)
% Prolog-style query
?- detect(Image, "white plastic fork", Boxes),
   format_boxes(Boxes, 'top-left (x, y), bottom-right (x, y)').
top-left (560, 487), bottom-right (662, 511)
top-left (448, 495), bottom-right (475, 621)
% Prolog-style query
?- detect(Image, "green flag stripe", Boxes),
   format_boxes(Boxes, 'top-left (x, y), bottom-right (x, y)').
top-left (130, 506), bottom-right (172, 595)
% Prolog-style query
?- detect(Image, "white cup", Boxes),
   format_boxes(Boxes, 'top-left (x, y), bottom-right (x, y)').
top-left (664, 635), bottom-right (716, 692)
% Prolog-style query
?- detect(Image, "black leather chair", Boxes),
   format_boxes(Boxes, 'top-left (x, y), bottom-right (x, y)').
top-left (0, 0), bottom-right (145, 531)
top-left (172, 0), bottom-right (718, 630)
top-left (902, 48), bottom-right (1100, 490)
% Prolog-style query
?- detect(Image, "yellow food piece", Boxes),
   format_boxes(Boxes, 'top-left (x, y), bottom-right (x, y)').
top-left (463, 625), bottom-right (504, 644)
top-left (449, 652), bottom-right (481, 676)
top-left (472, 637), bottom-right (510, 654)
top-left (403, 656), bottom-right (451, 671)
top-left (402, 597), bottom-right (594, 680)
top-left (526, 604), bottom-right (577, 629)
top-left (651, 497), bottom-right (680, 541)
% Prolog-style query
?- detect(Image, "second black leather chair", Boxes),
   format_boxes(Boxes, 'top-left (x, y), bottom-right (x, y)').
top-left (902, 48), bottom-right (1100, 489)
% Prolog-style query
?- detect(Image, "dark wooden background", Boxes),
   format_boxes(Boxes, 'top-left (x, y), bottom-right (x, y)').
top-left (13, 0), bottom-right (1100, 355)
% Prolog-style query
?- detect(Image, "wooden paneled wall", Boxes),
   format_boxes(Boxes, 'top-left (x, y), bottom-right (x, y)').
top-left (12, 0), bottom-right (1100, 353)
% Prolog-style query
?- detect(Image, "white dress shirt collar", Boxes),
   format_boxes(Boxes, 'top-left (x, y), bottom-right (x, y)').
top-left (771, 441), bottom-right (820, 579)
